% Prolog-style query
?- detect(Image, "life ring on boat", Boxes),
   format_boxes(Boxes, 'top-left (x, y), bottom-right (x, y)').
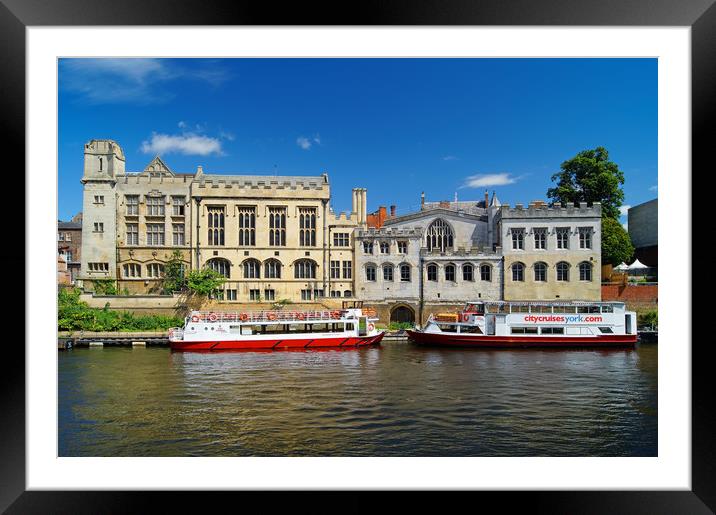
top-left (331, 310), bottom-right (341, 319)
top-left (191, 315), bottom-right (199, 323)
top-left (296, 312), bottom-right (306, 320)
top-left (368, 323), bottom-right (375, 332)
top-left (208, 313), bottom-right (218, 322)
top-left (239, 313), bottom-right (248, 322)
top-left (267, 312), bottom-right (277, 321)
top-left (462, 313), bottom-right (470, 322)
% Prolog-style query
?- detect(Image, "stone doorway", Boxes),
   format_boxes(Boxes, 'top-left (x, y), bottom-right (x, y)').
top-left (390, 305), bottom-right (415, 324)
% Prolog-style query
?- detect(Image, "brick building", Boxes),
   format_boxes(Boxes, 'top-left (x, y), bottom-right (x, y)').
top-left (57, 213), bottom-right (82, 284)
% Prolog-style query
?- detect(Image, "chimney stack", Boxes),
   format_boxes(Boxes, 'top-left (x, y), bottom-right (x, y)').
top-left (390, 205), bottom-right (396, 217)
top-left (420, 191), bottom-right (425, 209)
top-left (484, 190), bottom-right (489, 207)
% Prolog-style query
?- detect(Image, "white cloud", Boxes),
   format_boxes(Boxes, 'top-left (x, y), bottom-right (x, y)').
top-left (442, 155), bottom-right (458, 161)
top-left (622, 222), bottom-right (629, 231)
top-left (296, 134), bottom-right (322, 150)
top-left (619, 205), bottom-right (631, 217)
top-left (649, 185), bottom-right (658, 192)
top-left (178, 121), bottom-right (188, 129)
top-left (59, 58), bottom-right (230, 105)
top-left (141, 132), bottom-right (223, 156)
top-left (461, 173), bottom-right (519, 188)
top-left (297, 137), bottom-right (312, 150)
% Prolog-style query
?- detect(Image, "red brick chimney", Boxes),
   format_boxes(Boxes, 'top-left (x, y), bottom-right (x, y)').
top-left (390, 205), bottom-right (396, 217)
top-left (366, 206), bottom-right (388, 229)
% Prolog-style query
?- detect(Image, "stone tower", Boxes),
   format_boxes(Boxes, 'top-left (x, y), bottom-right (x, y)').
top-left (79, 140), bottom-right (123, 287)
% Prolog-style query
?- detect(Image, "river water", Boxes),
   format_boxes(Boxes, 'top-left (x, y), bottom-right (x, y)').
top-left (58, 340), bottom-right (657, 457)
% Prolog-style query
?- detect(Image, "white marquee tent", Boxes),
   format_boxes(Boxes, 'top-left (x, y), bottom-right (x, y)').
top-left (627, 259), bottom-right (648, 270)
top-left (614, 262), bottom-right (629, 271)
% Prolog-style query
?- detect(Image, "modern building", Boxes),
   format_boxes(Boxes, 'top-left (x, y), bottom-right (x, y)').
top-left (78, 139), bottom-right (366, 301)
top-left (57, 213), bottom-right (82, 284)
top-left (355, 192), bottom-right (602, 324)
top-left (627, 199), bottom-right (657, 267)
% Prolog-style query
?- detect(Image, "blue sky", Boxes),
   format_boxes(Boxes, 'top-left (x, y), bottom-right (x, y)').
top-left (58, 58), bottom-right (657, 226)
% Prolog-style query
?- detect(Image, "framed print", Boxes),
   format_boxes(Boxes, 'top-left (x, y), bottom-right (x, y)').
top-left (4, 0), bottom-right (710, 512)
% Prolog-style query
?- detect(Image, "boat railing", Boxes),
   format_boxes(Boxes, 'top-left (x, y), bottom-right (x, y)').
top-left (188, 309), bottom-right (372, 324)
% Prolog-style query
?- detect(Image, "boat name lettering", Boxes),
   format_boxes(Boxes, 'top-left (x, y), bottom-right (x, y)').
top-left (523, 315), bottom-right (603, 323)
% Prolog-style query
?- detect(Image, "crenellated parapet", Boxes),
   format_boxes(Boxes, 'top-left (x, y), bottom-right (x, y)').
top-left (500, 202), bottom-right (602, 219)
top-left (356, 227), bottom-right (422, 239)
top-left (195, 175), bottom-right (329, 190)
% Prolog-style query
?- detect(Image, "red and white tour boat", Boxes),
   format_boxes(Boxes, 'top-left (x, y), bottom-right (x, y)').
top-left (406, 300), bottom-right (638, 348)
top-left (168, 301), bottom-right (384, 351)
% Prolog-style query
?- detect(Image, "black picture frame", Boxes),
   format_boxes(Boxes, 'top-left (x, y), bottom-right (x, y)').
top-left (3, 1), bottom-right (708, 512)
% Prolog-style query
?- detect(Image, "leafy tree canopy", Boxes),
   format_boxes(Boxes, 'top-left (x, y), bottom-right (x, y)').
top-left (547, 146), bottom-right (625, 220)
top-left (601, 217), bottom-right (634, 266)
top-left (163, 250), bottom-right (187, 294)
top-left (186, 267), bottom-right (226, 297)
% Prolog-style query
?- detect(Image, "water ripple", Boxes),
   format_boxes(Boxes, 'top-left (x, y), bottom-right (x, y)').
top-left (58, 341), bottom-right (657, 456)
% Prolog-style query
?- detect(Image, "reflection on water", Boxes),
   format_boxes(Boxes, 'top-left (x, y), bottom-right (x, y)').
top-left (58, 341), bottom-right (657, 456)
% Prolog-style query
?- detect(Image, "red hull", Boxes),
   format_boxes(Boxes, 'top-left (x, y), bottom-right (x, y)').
top-left (406, 330), bottom-right (636, 348)
top-left (170, 333), bottom-right (384, 351)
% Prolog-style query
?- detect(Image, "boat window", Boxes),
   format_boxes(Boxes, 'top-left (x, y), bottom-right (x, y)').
top-left (563, 306), bottom-right (577, 313)
top-left (541, 327), bottom-right (564, 334)
top-left (532, 305), bottom-right (552, 313)
top-left (601, 305), bottom-right (614, 313)
top-left (511, 327), bottom-right (537, 334)
top-left (512, 305), bottom-right (529, 313)
top-left (588, 306), bottom-right (600, 313)
top-left (552, 305), bottom-right (565, 313)
top-left (598, 327), bottom-right (614, 333)
top-left (460, 325), bottom-right (483, 334)
top-left (346, 324), bottom-right (354, 331)
top-left (577, 306), bottom-right (590, 313)
top-left (437, 324), bottom-right (457, 332)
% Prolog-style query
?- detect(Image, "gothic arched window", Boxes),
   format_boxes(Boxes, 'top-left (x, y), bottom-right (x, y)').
top-left (206, 258), bottom-right (230, 278)
top-left (294, 259), bottom-right (317, 279)
top-left (243, 259), bottom-right (261, 279)
top-left (426, 219), bottom-right (454, 252)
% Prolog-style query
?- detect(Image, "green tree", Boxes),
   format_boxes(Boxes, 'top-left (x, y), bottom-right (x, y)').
top-left (185, 267), bottom-right (226, 297)
top-left (547, 146), bottom-right (625, 220)
top-left (163, 250), bottom-right (187, 293)
top-left (601, 217), bottom-right (634, 266)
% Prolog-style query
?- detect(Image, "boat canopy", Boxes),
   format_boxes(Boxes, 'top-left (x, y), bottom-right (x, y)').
top-left (463, 300), bottom-right (625, 307)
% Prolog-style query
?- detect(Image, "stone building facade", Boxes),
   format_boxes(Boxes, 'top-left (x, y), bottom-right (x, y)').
top-left (355, 193), bottom-right (503, 325)
top-left (498, 201), bottom-right (602, 301)
top-left (79, 139), bottom-right (366, 302)
top-left (355, 193), bottom-right (602, 325)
